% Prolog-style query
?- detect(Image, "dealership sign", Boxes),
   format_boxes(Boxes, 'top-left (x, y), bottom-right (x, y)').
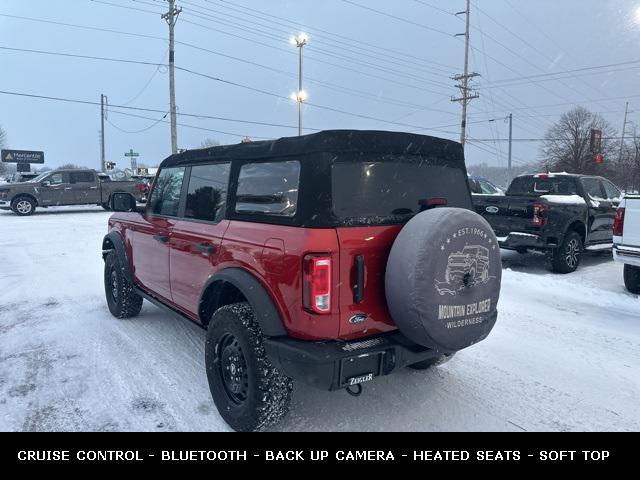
top-left (1, 149), bottom-right (45, 164)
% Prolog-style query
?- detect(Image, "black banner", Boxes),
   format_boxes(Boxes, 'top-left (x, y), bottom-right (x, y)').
top-left (2, 149), bottom-right (45, 164)
top-left (1, 432), bottom-right (634, 471)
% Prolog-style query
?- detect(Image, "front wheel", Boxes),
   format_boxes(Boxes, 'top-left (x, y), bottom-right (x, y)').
top-left (205, 303), bottom-right (292, 432)
top-left (104, 251), bottom-right (143, 318)
top-left (551, 231), bottom-right (583, 273)
top-left (11, 196), bottom-right (36, 216)
top-left (623, 264), bottom-right (640, 294)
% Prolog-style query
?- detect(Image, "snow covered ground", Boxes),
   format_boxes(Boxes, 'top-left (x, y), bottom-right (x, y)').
top-left (0, 207), bottom-right (639, 431)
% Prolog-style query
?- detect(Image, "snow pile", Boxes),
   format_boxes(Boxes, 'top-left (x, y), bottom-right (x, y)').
top-left (540, 194), bottom-right (586, 205)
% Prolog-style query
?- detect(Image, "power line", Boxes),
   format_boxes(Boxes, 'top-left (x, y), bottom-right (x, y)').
top-left (107, 108), bottom-right (272, 139)
top-left (106, 111), bottom-right (169, 133)
top-left (104, 0), bottom-right (454, 95)
top-left (342, 0), bottom-right (453, 37)
top-left (203, 0), bottom-right (458, 71)
top-left (176, 0), bottom-right (454, 83)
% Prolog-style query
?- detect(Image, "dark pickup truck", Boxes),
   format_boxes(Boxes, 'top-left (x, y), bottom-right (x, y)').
top-left (473, 173), bottom-right (622, 273)
top-left (0, 168), bottom-right (145, 216)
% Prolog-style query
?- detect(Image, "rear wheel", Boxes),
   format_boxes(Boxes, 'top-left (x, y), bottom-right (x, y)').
top-left (205, 303), bottom-right (292, 432)
top-left (104, 251), bottom-right (143, 318)
top-left (623, 264), bottom-right (640, 294)
top-left (408, 353), bottom-right (455, 370)
top-left (551, 231), bottom-right (583, 273)
top-left (11, 196), bottom-right (36, 216)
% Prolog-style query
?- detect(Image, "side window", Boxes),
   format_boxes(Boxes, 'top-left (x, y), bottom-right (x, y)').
top-left (148, 167), bottom-right (186, 217)
top-left (581, 178), bottom-right (605, 200)
top-left (479, 180), bottom-right (498, 195)
top-left (184, 163), bottom-right (230, 222)
top-left (602, 180), bottom-right (622, 201)
top-left (48, 173), bottom-right (64, 185)
top-left (69, 172), bottom-right (95, 184)
top-left (235, 161), bottom-right (301, 217)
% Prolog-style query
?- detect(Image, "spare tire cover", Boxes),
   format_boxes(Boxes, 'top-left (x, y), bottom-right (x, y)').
top-left (385, 207), bottom-right (501, 352)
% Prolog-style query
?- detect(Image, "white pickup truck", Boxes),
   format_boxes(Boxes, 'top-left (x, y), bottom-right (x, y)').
top-left (613, 195), bottom-right (640, 293)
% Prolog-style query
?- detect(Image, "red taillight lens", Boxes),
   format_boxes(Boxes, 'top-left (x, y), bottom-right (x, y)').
top-left (613, 208), bottom-right (625, 236)
top-left (533, 203), bottom-right (547, 226)
top-left (303, 254), bottom-right (332, 314)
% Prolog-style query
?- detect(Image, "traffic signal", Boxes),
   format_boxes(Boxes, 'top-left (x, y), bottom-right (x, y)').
top-left (595, 153), bottom-right (603, 165)
top-left (590, 129), bottom-right (602, 153)
top-left (106, 161), bottom-right (116, 170)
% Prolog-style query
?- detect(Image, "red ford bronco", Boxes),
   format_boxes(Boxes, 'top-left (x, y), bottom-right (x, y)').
top-left (102, 130), bottom-right (502, 431)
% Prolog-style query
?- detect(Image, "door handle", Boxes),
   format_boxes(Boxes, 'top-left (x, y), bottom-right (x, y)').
top-left (153, 234), bottom-right (169, 244)
top-left (64, 187), bottom-right (72, 190)
top-left (194, 243), bottom-right (216, 255)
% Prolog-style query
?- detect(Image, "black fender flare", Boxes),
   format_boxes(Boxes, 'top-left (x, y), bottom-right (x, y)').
top-left (562, 217), bottom-right (587, 244)
top-left (199, 268), bottom-right (287, 337)
top-left (102, 231), bottom-right (133, 283)
top-left (10, 193), bottom-right (38, 207)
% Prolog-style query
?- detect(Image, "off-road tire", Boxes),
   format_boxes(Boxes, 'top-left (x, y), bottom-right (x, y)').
top-left (205, 303), bottom-right (293, 432)
top-left (551, 231), bottom-right (583, 274)
top-left (623, 264), bottom-right (640, 294)
top-left (104, 251), bottom-right (143, 318)
top-left (408, 353), bottom-right (455, 370)
top-left (11, 196), bottom-right (36, 216)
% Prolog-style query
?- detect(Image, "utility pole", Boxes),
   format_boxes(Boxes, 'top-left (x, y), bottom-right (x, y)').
top-left (507, 113), bottom-right (513, 178)
top-left (162, 0), bottom-right (181, 154)
top-left (290, 33), bottom-right (308, 136)
top-left (618, 102), bottom-right (630, 164)
top-left (100, 94), bottom-right (107, 173)
top-left (452, 0), bottom-right (479, 149)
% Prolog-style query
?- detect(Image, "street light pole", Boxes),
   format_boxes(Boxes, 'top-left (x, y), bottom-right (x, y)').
top-left (290, 33), bottom-right (308, 136)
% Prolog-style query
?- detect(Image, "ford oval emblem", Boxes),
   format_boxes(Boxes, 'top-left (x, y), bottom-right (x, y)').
top-left (485, 206), bottom-right (499, 214)
top-left (349, 314), bottom-right (368, 324)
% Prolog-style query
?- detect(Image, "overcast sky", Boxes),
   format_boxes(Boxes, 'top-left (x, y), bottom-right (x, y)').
top-left (1, 0), bottom-right (639, 171)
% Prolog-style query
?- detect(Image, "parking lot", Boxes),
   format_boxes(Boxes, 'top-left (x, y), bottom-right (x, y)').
top-left (0, 207), bottom-right (639, 432)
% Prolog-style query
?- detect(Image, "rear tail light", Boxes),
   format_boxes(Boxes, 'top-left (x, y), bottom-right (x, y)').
top-left (613, 207), bottom-right (625, 236)
top-left (303, 254), bottom-right (332, 314)
top-left (533, 203), bottom-right (547, 226)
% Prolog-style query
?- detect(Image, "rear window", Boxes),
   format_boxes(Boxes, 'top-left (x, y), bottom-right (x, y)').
top-left (507, 176), bottom-right (578, 196)
top-left (69, 171), bottom-right (95, 184)
top-left (331, 157), bottom-right (471, 226)
top-left (235, 161), bottom-right (300, 217)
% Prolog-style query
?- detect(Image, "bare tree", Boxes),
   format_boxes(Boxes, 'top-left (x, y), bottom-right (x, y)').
top-left (541, 106), bottom-right (617, 177)
top-left (199, 138), bottom-right (220, 148)
top-left (58, 163), bottom-right (88, 169)
top-left (0, 125), bottom-right (8, 176)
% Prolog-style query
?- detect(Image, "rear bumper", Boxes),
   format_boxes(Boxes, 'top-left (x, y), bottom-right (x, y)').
top-left (613, 244), bottom-right (640, 268)
top-left (496, 231), bottom-right (554, 250)
top-left (264, 331), bottom-right (441, 391)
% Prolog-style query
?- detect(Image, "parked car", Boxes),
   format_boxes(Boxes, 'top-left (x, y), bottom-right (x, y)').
top-left (612, 196), bottom-right (640, 293)
top-left (7, 172), bottom-right (40, 183)
top-left (468, 175), bottom-right (504, 196)
top-left (474, 173), bottom-right (622, 273)
top-left (0, 168), bottom-right (145, 216)
top-left (102, 130), bottom-right (502, 431)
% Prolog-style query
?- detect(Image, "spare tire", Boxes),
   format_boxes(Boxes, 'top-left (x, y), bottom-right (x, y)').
top-left (385, 207), bottom-right (501, 353)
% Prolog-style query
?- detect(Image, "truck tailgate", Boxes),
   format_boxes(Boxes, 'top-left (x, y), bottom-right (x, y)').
top-left (622, 197), bottom-right (640, 246)
top-left (474, 195), bottom-right (539, 237)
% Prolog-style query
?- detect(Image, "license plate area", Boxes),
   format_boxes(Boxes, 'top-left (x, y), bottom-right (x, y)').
top-left (339, 352), bottom-right (384, 387)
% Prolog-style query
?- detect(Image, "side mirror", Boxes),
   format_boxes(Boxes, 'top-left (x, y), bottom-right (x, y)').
top-left (41, 181), bottom-right (51, 187)
top-left (110, 192), bottom-right (138, 212)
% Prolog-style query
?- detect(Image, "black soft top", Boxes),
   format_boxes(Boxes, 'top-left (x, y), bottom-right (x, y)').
top-left (160, 130), bottom-right (464, 168)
